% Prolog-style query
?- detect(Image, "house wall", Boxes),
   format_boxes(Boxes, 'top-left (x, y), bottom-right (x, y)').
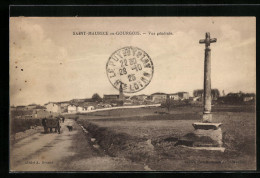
top-left (55, 103), bottom-right (69, 113)
top-left (77, 106), bottom-right (85, 112)
top-left (104, 95), bottom-right (119, 100)
top-left (33, 109), bottom-right (52, 118)
top-left (137, 95), bottom-right (148, 100)
top-left (243, 96), bottom-right (254, 102)
top-left (87, 106), bottom-right (95, 111)
top-left (68, 105), bottom-right (77, 113)
top-left (152, 95), bottom-right (167, 103)
top-left (182, 93), bottom-right (189, 100)
top-left (169, 95), bottom-right (179, 100)
top-left (45, 103), bottom-right (61, 113)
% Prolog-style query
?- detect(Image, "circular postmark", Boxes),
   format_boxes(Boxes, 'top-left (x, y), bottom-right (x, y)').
top-left (106, 46), bottom-right (154, 93)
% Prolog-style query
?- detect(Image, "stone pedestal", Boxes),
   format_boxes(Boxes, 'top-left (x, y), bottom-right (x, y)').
top-left (202, 113), bottom-right (212, 123)
top-left (192, 123), bottom-right (223, 147)
top-left (176, 122), bottom-right (225, 152)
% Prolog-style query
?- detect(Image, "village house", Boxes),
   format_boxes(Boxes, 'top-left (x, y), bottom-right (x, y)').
top-left (15, 105), bottom-right (31, 111)
top-left (87, 106), bottom-right (95, 111)
top-left (103, 94), bottom-right (120, 101)
top-left (56, 101), bottom-right (70, 113)
top-left (243, 93), bottom-right (255, 102)
top-left (151, 93), bottom-right (168, 103)
top-left (103, 84), bottom-right (125, 104)
top-left (44, 102), bottom-right (61, 113)
top-left (123, 101), bottom-right (132, 106)
top-left (178, 92), bottom-right (190, 100)
top-left (219, 92), bottom-right (255, 104)
top-left (81, 102), bottom-right (97, 111)
top-left (77, 106), bottom-right (85, 112)
top-left (26, 104), bottom-right (38, 110)
top-left (167, 92), bottom-right (189, 101)
top-left (67, 104), bottom-right (77, 113)
top-left (135, 94), bottom-right (148, 101)
top-left (33, 109), bottom-right (52, 118)
top-left (168, 93), bottom-right (179, 100)
top-left (12, 105), bottom-right (51, 119)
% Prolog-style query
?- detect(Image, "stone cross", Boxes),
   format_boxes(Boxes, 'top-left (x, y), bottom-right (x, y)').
top-left (199, 32), bottom-right (217, 122)
top-left (175, 32), bottom-right (224, 151)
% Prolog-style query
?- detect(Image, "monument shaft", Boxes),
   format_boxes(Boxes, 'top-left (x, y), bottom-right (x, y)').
top-left (203, 47), bottom-right (211, 114)
top-left (199, 32), bottom-right (216, 122)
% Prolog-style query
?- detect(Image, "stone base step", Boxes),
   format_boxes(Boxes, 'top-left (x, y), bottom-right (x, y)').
top-left (192, 122), bottom-right (222, 130)
top-left (181, 145), bottom-right (225, 152)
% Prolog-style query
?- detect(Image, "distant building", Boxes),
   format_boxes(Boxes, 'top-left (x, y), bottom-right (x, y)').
top-left (67, 103), bottom-right (93, 113)
top-left (103, 94), bottom-right (119, 101)
top-left (12, 107), bottom-right (51, 119)
top-left (104, 83), bottom-right (125, 104)
top-left (26, 104), bottom-right (38, 109)
top-left (151, 93), bottom-right (168, 103)
top-left (123, 101), bottom-right (132, 106)
top-left (220, 92), bottom-right (255, 104)
top-left (193, 89), bottom-right (220, 100)
top-left (33, 109), bottom-right (52, 118)
top-left (56, 101), bottom-right (70, 113)
top-left (137, 94), bottom-right (148, 100)
top-left (124, 96), bottom-right (131, 100)
top-left (58, 102), bottom-right (70, 107)
top-left (15, 105), bottom-right (29, 111)
top-left (45, 102), bottom-right (61, 113)
top-left (168, 93), bottom-right (179, 100)
top-left (87, 106), bottom-right (95, 111)
top-left (68, 104), bottom-right (77, 113)
top-left (243, 93), bottom-right (255, 102)
top-left (178, 92), bottom-right (189, 100)
top-left (130, 94), bottom-right (148, 101)
top-left (103, 104), bottom-right (112, 108)
top-left (76, 106), bottom-right (85, 112)
top-left (168, 92), bottom-right (189, 100)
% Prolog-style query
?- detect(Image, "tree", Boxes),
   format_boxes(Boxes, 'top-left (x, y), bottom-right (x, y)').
top-left (92, 93), bottom-right (102, 102)
top-left (163, 98), bottom-right (175, 112)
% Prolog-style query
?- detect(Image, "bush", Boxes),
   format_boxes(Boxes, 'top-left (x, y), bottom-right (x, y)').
top-left (161, 99), bottom-right (191, 111)
top-left (105, 100), bottom-right (124, 106)
top-left (10, 118), bottom-right (42, 135)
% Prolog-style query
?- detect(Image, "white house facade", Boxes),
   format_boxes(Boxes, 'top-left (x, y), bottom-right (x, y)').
top-left (68, 105), bottom-right (77, 113)
top-left (77, 106), bottom-right (85, 112)
top-left (45, 102), bottom-right (61, 113)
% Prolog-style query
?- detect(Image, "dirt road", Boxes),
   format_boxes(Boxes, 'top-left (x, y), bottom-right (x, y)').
top-left (10, 119), bottom-right (145, 171)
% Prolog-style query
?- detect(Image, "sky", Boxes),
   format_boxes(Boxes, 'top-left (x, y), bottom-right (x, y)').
top-left (10, 17), bottom-right (256, 106)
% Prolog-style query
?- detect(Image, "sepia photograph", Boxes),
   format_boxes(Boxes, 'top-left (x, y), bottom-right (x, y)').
top-left (9, 17), bottom-right (256, 171)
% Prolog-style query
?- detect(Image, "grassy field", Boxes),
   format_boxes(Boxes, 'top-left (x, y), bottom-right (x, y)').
top-left (75, 104), bottom-right (256, 171)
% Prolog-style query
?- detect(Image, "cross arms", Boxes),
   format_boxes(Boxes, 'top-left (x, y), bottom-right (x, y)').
top-left (199, 38), bottom-right (217, 44)
top-left (199, 32), bottom-right (217, 47)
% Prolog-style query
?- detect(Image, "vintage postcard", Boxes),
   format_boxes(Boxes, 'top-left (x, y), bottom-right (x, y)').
top-left (9, 17), bottom-right (256, 171)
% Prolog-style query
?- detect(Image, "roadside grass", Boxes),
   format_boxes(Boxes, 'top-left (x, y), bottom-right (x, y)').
top-left (76, 104), bottom-right (256, 170)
